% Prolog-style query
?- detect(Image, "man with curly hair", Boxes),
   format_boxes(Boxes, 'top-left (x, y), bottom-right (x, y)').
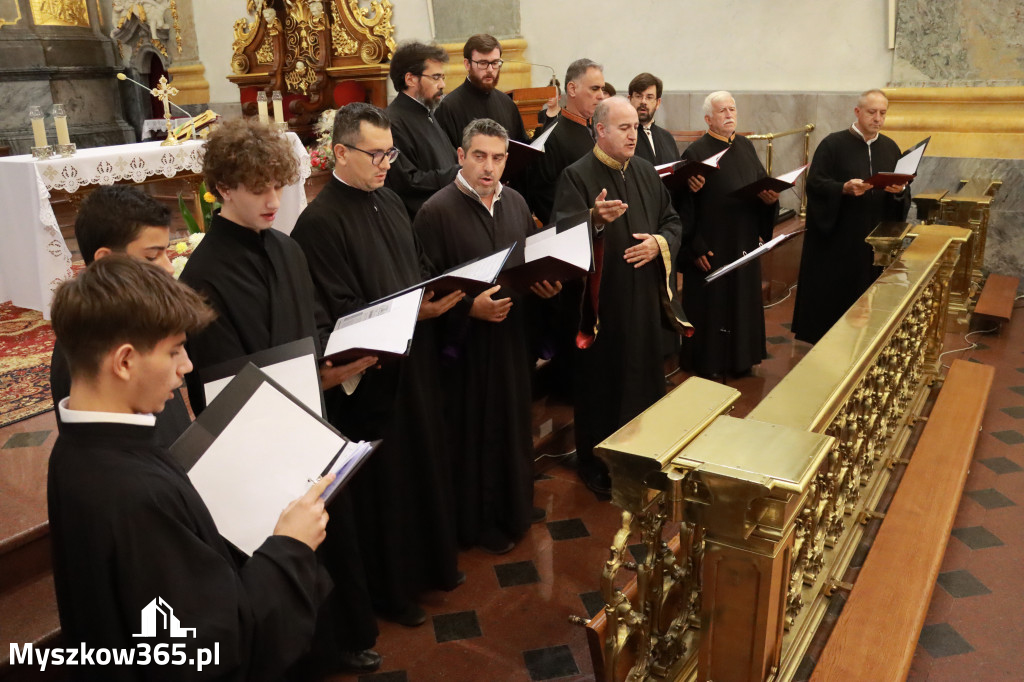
top-left (180, 118), bottom-right (382, 675)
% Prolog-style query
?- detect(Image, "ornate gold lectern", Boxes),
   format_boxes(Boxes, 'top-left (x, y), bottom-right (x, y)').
top-left (581, 224), bottom-right (971, 682)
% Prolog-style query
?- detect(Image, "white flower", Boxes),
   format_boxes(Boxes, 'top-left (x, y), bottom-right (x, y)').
top-left (172, 256), bottom-right (189, 279)
top-left (187, 232), bottom-right (205, 248)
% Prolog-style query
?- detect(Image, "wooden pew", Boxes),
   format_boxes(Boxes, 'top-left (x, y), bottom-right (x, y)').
top-left (811, 359), bottom-right (994, 682)
top-left (973, 273), bottom-right (1019, 329)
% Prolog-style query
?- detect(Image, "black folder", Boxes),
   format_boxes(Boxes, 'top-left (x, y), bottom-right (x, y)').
top-left (502, 139), bottom-right (544, 180)
top-left (729, 164), bottom-right (808, 199)
top-left (498, 210), bottom-right (593, 292)
top-left (321, 288), bottom-right (422, 365)
top-left (374, 244), bottom-right (515, 303)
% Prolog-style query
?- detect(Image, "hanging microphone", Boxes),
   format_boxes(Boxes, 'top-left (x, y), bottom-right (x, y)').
top-left (116, 72), bottom-right (196, 138)
top-left (502, 60), bottom-right (561, 94)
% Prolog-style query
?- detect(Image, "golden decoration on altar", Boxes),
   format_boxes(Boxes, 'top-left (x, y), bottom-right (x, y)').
top-left (343, 0), bottom-right (395, 64)
top-left (256, 36), bottom-right (275, 64)
top-left (329, 2), bottom-right (358, 56)
top-left (282, 1), bottom-right (324, 95)
top-left (150, 74), bottom-right (181, 147)
top-left (30, 0), bottom-right (89, 27)
top-left (0, 0), bottom-right (23, 28)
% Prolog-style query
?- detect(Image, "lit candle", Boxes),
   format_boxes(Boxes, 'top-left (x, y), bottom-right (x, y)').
top-left (53, 104), bottom-right (71, 146)
top-left (272, 91), bottom-right (285, 125)
top-left (29, 106), bottom-right (47, 148)
top-left (257, 91), bottom-right (269, 124)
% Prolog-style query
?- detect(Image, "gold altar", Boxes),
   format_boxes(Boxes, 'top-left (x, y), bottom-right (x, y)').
top-left (581, 224), bottom-right (971, 682)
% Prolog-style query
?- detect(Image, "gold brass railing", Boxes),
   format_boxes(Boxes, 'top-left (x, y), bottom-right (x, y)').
top-left (748, 124), bottom-right (815, 218)
top-left (582, 224), bottom-right (971, 682)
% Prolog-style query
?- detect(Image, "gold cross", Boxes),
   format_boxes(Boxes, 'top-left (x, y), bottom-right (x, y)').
top-left (151, 75), bottom-right (181, 146)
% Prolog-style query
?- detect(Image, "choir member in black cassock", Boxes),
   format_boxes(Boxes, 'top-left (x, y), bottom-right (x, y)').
top-left (552, 97), bottom-right (692, 495)
top-left (290, 103), bottom-right (465, 627)
top-left (792, 89), bottom-right (911, 344)
top-left (414, 118), bottom-right (561, 554)
top-left (49, 185), bottom-right (190, 448)
top-left (384, 41), bottom-right (459, 218)
top-left (679, 92), bottom-right (779, 378)
top-left (628, 73), bottom-right (679, 166)
top-left (48, 256), bottom-right (335, 682)
top-left (435, 34), bottom-right (529, 148)
top-left (179, 119), bottom-right (381, 675)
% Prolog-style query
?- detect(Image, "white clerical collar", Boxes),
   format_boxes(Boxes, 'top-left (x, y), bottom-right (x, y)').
top-left (58, 397), bottom-right (157, 426)
top-left (851, 122), bottom-right (878, 145)
top-left (456, 170), bottom-right (502, 216)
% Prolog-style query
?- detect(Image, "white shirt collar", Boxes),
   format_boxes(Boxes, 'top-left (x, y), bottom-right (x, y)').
top-left (456, 170), bottom-right (502, 216)
top-left (58, 397), bottom-right (157, 426)
top-left (851, 122), bottom-right (878, 145)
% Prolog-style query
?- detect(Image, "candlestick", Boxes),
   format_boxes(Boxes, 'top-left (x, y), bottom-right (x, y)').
top-left (272, 91), bottom-right (285, 125)
top-left (257, 91), bottom-right (269, 124)
top-left (52, 104), bottom-right (71, 146)
top-left (29, 106), bottom-right (48, 148)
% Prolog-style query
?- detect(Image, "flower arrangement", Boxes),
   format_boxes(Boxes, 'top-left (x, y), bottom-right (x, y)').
top-left (307, 108), bottom-right (337, 172)
top-left (177, 182), bottom-right (219, 235)
top-left (170, 232), bottom-right (205, 279)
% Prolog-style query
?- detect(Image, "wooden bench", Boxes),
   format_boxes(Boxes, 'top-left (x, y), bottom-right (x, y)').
top-left (973, 273), bottom-right (1019, 328)
top-left (811, 359), bottom-right (994, 682)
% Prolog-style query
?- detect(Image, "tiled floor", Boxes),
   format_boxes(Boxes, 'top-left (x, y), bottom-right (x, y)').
top-left (1, 291), bottom-right (1021, 681)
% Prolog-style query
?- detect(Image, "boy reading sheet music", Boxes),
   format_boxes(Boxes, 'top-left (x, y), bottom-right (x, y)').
top-left (47, 257), bottom-right (334, 682)
top-left (179, 118), bottom-right (381, 674)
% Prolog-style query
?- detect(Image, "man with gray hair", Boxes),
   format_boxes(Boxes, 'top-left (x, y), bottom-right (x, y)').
top-left (528, 57), bottom-right (608, 224)
top-left (552, 96), bottom-right (692, 495)
top-left (791, 88), bottom-right (910, 343)
top-left (414, 118), bottom-right (560, 553)
top-left (678, 90), bottom-right (779, 380)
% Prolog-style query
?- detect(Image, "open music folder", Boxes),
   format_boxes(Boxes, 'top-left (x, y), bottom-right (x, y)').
top-left (377, 244), bottom-right (515, 303)
top-left (705, 229), bottom-right (806, 283)
top-left (503, 139), bottom-right (544, 180)
top-left (322, 287), bottom-right (423, 365)
top-left (657, 147), bottom-right (729, 191)
top-left (865, 136), bottom-right (930, 188)
top-left (729, 164), bottom-right (809, 199)
top-left (199, 337), bottom-right (325, 417)
top-left (498, 211), bottom-right (593, 292)
top-left (170, 363), bottom-right (380, 556)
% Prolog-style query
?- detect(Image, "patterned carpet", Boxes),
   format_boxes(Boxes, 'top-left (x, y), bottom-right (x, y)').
top-left (0, 302), bottom-right (55, 428)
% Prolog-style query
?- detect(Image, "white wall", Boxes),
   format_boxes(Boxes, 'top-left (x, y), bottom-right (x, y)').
top-left (519, 0), bottom-right (894, 92)
top-left (193, 0), bottom-right (893, 106)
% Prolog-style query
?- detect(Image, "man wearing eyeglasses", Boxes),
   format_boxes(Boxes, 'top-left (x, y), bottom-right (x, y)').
top-left (291, 103), bottom-right (466, 631)
top-left (629, 73), bottom-right (678, 165)
top-left (385, 41), bottom-right (460, 218)
top-left (434, 33), bottom-right (529, 148)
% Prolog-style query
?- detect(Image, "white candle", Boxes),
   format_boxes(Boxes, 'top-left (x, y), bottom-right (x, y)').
top-left (54, 116), bottom-right (70, 146)
top-left (31, 117), bottom-right (47, 148)
top-left (257, 96), bottom-right (269, 124)
top-left (272, 91), bottom-right (285, 124)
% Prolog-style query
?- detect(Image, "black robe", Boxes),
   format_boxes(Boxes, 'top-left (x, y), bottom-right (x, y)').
top-left (679, 133), bottom-right (778, 376)
top-left (290, 178), bottom-right (461, 614)
top-left (413, 181), bottom-right (534, 546)
top-left (178, 211), bottom-right (378, 656)
top-left (635, 122), bottom-right (679, 166)
top-left (528, 113), bottom-right (595, 225)
top-left (791, 129), bottom-right (911, 344)
top-left (50, 339), bottom-right (191, 447)
top-left (384, 92), bottom-right (459, 218)
top-left (552, 150), bottom-right (690, 475)
top-left (48, 420), bottom-right (323, 682)
top-left (434, 79), bottom-right (529, 148)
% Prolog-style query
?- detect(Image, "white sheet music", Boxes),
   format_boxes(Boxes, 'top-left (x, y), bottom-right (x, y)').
top-left (775, 164), bottom-right (809, 184)
top-left (203, 354), bottom-right (322, 413)
top-left (705, 230), bottom-right (804, 283)
top-left (445, 246), bottom-right (512, 282)
top-left (188, 382), bottom-right (345, 555)
top-left (704, 147), bottom-right (729, 167)
top-left (655, 161), bottom-right (677, 174)
top-left (325, 288), bottom-right (422, 357)
top-left (894, 141), bottom-right (927, 175)
top-left (531, 121), bottom-right (558, 150)
top-left (525, 219), bottom-right (591, 270)
top-left (319, 440), bottom-right (374, 500)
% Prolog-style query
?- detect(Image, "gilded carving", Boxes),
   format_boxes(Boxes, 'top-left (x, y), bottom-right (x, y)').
top-left (0, 0), bottom-right (23, 28)
top-left (256, 36), bottom-right (274, 64)
top-left (329, 1), bottom-right (358, 56)
top-left (341, 0), bottom-right (395, 64)
top-left (30, 0), bottom-right (90, 27)
top-left (282, 2), bottom-right (323, 95)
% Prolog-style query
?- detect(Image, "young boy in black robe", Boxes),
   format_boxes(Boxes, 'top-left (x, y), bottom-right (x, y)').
top-left (291, 103), bottom-right (465, 627)
top-left (179, 118), bottom-right (381, 674)
top-left (414, 118), bottom-right (561, 553)
top-left (48, 255), bottom-right (335, 682)
top-left (49, 185), bottom-right (191, 447)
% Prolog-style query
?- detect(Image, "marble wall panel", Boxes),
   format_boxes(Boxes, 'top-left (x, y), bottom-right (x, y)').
top-left (0, 80), bottom-right (53, 131)
top-left (50, 78), bottom-right (124, 126)
top-left (914, 156), bottom-right (1024, 279)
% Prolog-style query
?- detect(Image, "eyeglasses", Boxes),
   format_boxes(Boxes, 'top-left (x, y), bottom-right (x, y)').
top-left (631, 94), bottom-right (658, 103)
top-left (341, 143), bottom-right (401, 166)
top-left (470, 59), bottom-right (503, 70)
top-left (417, 72), bottom-right (446, 81)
